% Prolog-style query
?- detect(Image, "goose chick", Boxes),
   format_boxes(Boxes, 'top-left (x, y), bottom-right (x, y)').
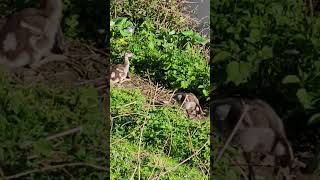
top-left (173, 92), bottom-right (205, 118)
top-left (0, 0), bottom-right (66, 70)
top-left (110, 52), bottom-right (133, 84)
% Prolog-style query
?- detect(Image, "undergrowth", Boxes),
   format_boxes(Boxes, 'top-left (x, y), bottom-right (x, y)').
top-left (0, 69), bottom-right (106, 179)
top-left (212, 0), bottom-right (320, 124)
top-left (212, 0), bottom-right (320, 178)
top-left (110, 0), bottom-right (210, 101)
top-left (110, 87), bottom-right (210, 179)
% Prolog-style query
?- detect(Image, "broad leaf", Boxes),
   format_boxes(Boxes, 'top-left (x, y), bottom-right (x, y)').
top-left (282, 75), bottom-right (300, 84)
top-left (296, 88), bottom-right (313, 109)
top-left (226, 61), bottom-right (251, 85)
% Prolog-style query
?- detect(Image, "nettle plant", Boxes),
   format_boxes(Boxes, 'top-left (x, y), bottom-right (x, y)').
top-left (111, 17), bottom-right (210, 99)
top-left (211, 0), bottom-right (320, 124)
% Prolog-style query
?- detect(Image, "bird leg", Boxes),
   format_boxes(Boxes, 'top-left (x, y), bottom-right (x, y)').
top-left (243, 152), bottom-right (256, 180)
top-left (126, 71), bottom-right (131, 80)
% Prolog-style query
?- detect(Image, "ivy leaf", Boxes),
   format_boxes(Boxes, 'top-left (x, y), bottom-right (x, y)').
top-left (282, 75), bottom-right (300, 84)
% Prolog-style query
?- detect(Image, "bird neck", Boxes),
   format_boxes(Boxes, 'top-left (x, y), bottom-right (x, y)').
top-left (40, 0), bottom-right (63, 21)
top-left (123, 56), bottom-right (130, 66)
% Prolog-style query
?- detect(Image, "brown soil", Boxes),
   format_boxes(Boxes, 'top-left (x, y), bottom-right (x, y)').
top-left (10, 40), bottom-right (108, 96)
top-left (113, 74), bottom-right (209, 120)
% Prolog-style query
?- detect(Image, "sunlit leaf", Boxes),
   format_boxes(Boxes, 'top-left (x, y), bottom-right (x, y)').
top-left (282, 75), bottom-right (300, 84)
top-left (181, 30), bottom-right (194, 36)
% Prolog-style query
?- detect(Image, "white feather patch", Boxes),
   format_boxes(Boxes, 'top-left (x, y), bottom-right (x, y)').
top-left (3, 33), bottom-right (17, 51)
top-left (111, 72), bottom-right (115, 78)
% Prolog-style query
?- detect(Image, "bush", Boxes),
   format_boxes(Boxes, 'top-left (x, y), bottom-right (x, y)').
top-left (110, 0), bottom-right (198, 32)
top-left (110, 87), bottom-right (210, 178)
top-left (211, 0), bottom-right (320, 124)
top-left (111, 17), bottom-right (210, 100)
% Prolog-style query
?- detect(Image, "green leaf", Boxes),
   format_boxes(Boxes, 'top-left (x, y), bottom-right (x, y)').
top-left (202, 89), bottom-right (209, 97)
top-left (181, 81), bottom-right (189, 88)
top-left (284, 49), bottom-right (300, 55)
top-left (213, 51), bottom-right (231, 62)
top-left (181, 30), bottom-right (194, 36)
top-left (120, 29), bottom-right (131, 36)
top-left (148, 42), bottom-right (155, 49)
top-left (194, 33), bottom-right (207, 45)
top-left (260, 46), bottom-right (273, 59)
top-left (296, 88), bottom-right (313, 109)
top-left (314, 61), bottom-right (320, 72)
top-left (282, 75), bottom-right (300, 84)
top-left (308, 113), bottom-right (320, 125)
top-left (169, 30), bottom-right (176, 35)
top-left (226, 61), bottom-right (251, 85)
top-left (292, 34), bottom-right (305, 41)
top-left (247, 29), bottom-right (261, 43)
top-left (110, 21), bottom-right (115, 28)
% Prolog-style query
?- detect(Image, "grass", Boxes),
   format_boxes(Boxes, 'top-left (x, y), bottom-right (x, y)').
top-left (0, 69), bottom-right (107, 179)
top-left (110, 86), bottom-right (210, 179)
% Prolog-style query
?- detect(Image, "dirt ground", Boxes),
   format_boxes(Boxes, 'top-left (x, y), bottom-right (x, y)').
top-left (112, 73), bottom-right (209, 120)
top-left (10, 40), bottom-right (107, 96)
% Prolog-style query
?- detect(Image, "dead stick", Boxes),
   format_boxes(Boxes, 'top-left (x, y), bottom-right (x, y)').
top-left (214, 102), bottom-right (249, 165)
top-left (46, 126), bottom-right (83, 141)
top-left (154, 141), bottom-right (208, 179)
top-left (6, 162), bottom-right (107, 179)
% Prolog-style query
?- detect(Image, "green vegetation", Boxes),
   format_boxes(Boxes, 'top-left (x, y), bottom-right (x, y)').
top-left (111, 87), bottom-right (209, 179)
top-left (110, 0), bottom-right (210, 178)
top-left (0, 69), bottom-right (106, 179)
top-left (212, 0), bottom-right (320, 124)
top-left (212, 0), bottom-right (320, 178)
top-left (0, 0), bottom-right (108, 179)
top-left (111, 0), bottom-right (210, 101)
